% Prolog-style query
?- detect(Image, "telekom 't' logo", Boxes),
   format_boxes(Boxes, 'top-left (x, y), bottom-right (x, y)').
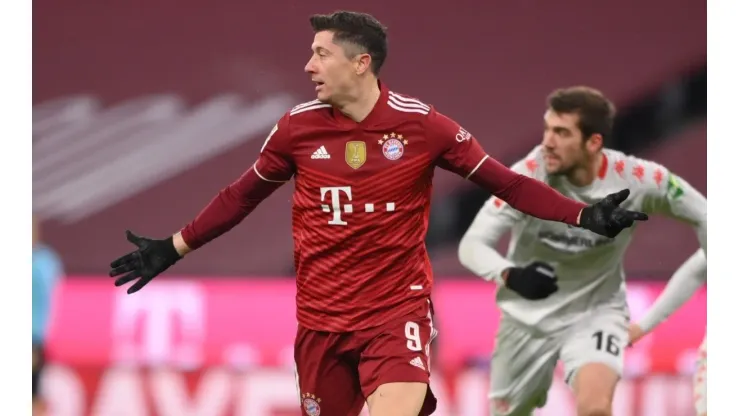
top-left (111, 282), bottom-right (205, 368)
top-left (320, 186), bottom-right (396, 226)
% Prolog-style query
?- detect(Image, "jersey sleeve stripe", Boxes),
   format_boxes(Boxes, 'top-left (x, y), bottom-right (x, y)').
top-left (387, 100), bottom-right (429, 115)
top-left (465, 155), bottom-right (489, 180)
top-left (290, 103), bottom-right (332, 116)
top-left (252, 164), bottom-right (290, 183)
top-left (388, 95), bottom-right (430, 112)
top-left (388, 91), bottom-right (430, 110)
top-left (291, 99), bottom-right (321, 111)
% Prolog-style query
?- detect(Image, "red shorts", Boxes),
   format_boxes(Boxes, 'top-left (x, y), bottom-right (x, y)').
top-left (294, 300), bottom-right (438, 416)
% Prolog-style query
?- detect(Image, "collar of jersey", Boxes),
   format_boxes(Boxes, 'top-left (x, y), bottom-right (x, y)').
top-left (331, 80), bottom-right (390, 128)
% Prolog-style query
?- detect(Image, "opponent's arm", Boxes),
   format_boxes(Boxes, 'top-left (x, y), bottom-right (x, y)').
top-left (640, 162), bottom-right (707, 253)
top-left (627, 160), bottom-right (707, 343)
top-left (428, 110), bottom-right (647, 237)
top-left (457, 195), bottom-right (520, 285)
top-left (458, 160), bottom-right (560, 300)
top-left (109, 115), bottom-right (294, 293)
top-left (635, 249), bottom-right (706, 336)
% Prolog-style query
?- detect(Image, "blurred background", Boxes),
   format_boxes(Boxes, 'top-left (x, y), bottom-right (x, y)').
top-left (33, 1), bottom-right (706, 415)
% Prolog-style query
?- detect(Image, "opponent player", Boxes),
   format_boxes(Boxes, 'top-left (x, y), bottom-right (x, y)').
top-left (458, 86), bottom-right (706, 416)
top-left (108, 12), bottom-right (647, 416)
top-left (628, 249), bottom-right (707, 416)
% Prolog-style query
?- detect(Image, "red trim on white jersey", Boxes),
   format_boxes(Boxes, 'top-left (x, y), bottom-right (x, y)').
top-left (597, 152), bottom-right (609, 179)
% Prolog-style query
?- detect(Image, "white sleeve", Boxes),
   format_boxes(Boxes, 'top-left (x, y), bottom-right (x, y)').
top-left (637, 159), bottom-right (707, 253)
top-left (637, 249), bottom-right (707, 333)
top-left (458, 158), bottom-right (531, 285)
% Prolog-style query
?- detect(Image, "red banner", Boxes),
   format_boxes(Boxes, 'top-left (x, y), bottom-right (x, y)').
top-left (44, 278), bottom-right (705, 415)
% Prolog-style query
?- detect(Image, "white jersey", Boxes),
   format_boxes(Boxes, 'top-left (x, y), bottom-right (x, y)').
top-left (458, 145), bottom-right (707, 334)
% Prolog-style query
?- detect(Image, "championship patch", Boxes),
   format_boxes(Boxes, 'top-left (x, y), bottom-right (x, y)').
top-left (345, 141), bottom-right (367, 169)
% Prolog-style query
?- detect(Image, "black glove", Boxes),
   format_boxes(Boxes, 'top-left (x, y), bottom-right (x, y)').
top-left (109, 230), bottom-right (182, 294)
top-left (578, 189), bottom-right (648, 238)
top-left (504, 261), bottom-right (558, 300)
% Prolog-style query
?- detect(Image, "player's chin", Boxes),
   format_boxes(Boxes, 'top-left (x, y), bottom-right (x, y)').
top-left (544, 163), bottom-right (562, 176)
top-left (315, 87), bottom-right (331, 103)
top-left (546, 164), bottom-right (574, 177)
top-left (316, 93), bottom-right (332, 104)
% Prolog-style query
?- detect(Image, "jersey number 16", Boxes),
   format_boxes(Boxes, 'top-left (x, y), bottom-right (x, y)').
top-left (592, 330), bottom-right (621, 356)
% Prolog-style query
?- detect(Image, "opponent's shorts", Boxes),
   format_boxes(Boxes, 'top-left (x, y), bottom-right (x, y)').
top-left (294, 301), bottom-right (438, 416)
top-left (693, 335), bottom-right (707, 415)
top-left (32, 343), bottom-right (46, 400)
top-left (489, 307), bottom-right (628, 415)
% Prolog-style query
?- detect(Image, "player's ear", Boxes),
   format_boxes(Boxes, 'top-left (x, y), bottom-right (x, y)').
top-left (355, 53), bottom-right (372, 76)
top-left (585, 133), bottom-right (603, 153)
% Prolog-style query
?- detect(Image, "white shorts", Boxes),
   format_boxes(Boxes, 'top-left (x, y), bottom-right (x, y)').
top-left (489, 308), bottom-right (628, 416)
top-left (693, 335), bottom-right (707, 415)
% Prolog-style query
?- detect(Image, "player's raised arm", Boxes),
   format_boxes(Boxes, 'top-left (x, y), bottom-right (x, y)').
top-left (108, 114), bottom-right (295, 294)
top-left (630, 249), bottom-right (706, 344)
top-left (427, 110), bottom-right (647, 238)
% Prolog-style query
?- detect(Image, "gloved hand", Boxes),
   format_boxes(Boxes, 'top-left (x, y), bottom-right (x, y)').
top-left (579, 189), bottom-right (648, 238)
top-left (109, 230), bottom-right (182, 294)
top-left (504, 261), bottom-right (558, 300)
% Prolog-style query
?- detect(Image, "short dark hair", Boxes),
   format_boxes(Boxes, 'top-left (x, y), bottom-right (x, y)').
top-left (547, 86), bottom-right (616, 143)
top-left (309, 11), bottom-right (388, 75)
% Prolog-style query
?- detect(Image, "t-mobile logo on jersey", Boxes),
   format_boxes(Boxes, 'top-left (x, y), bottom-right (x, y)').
top-left (320, 186), bottom-right (396, 225)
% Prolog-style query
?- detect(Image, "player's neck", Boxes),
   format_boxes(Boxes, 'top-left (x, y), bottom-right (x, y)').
top-left (336, 78), bottom-right (381, 122)
top-left (565, 151), bottom-right (604, 188)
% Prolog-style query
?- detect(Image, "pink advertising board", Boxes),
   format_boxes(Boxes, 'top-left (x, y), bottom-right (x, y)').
top-left (42, 277), bottom-right (705, 416)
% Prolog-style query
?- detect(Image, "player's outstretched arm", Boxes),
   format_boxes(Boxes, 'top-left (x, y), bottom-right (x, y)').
top-left (428, 110), bottom-right (647, 238)
top-left (466, 157), bottom-right (647, 237)
top-left (109, 116), bottom-right (295, 294)
top-left (630, 249), bottom-right (706, 345)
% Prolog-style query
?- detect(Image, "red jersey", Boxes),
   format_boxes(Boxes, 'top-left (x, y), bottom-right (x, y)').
top-left (180, 82), bottom-right (585, 332)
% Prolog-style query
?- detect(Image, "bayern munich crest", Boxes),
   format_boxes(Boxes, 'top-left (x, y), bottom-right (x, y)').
top-left (379, 132), bottom-right (408, 161)
top-left (302, 393), bottom-right (321, 416)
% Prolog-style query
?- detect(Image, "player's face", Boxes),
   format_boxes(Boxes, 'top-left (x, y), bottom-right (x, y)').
top-left (305, 31), bottom-right (358, 104)
top-left (541, 110), bottom-right (592, 175)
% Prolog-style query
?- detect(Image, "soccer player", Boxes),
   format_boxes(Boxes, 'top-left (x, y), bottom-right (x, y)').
top-left (32, 216), bottom-right (64, 416)
top-left (457, 86), bottom-right (706, 416)
top-left (108, 12), bottom-right (647, 416)
top-left (628, 249), bottom-right (706, 416)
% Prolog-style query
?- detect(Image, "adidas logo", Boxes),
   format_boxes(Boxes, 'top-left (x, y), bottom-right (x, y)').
top-left (409, 357), bottom-right (426, 371)
top-left (311, 146), bottom-right (331, 159)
